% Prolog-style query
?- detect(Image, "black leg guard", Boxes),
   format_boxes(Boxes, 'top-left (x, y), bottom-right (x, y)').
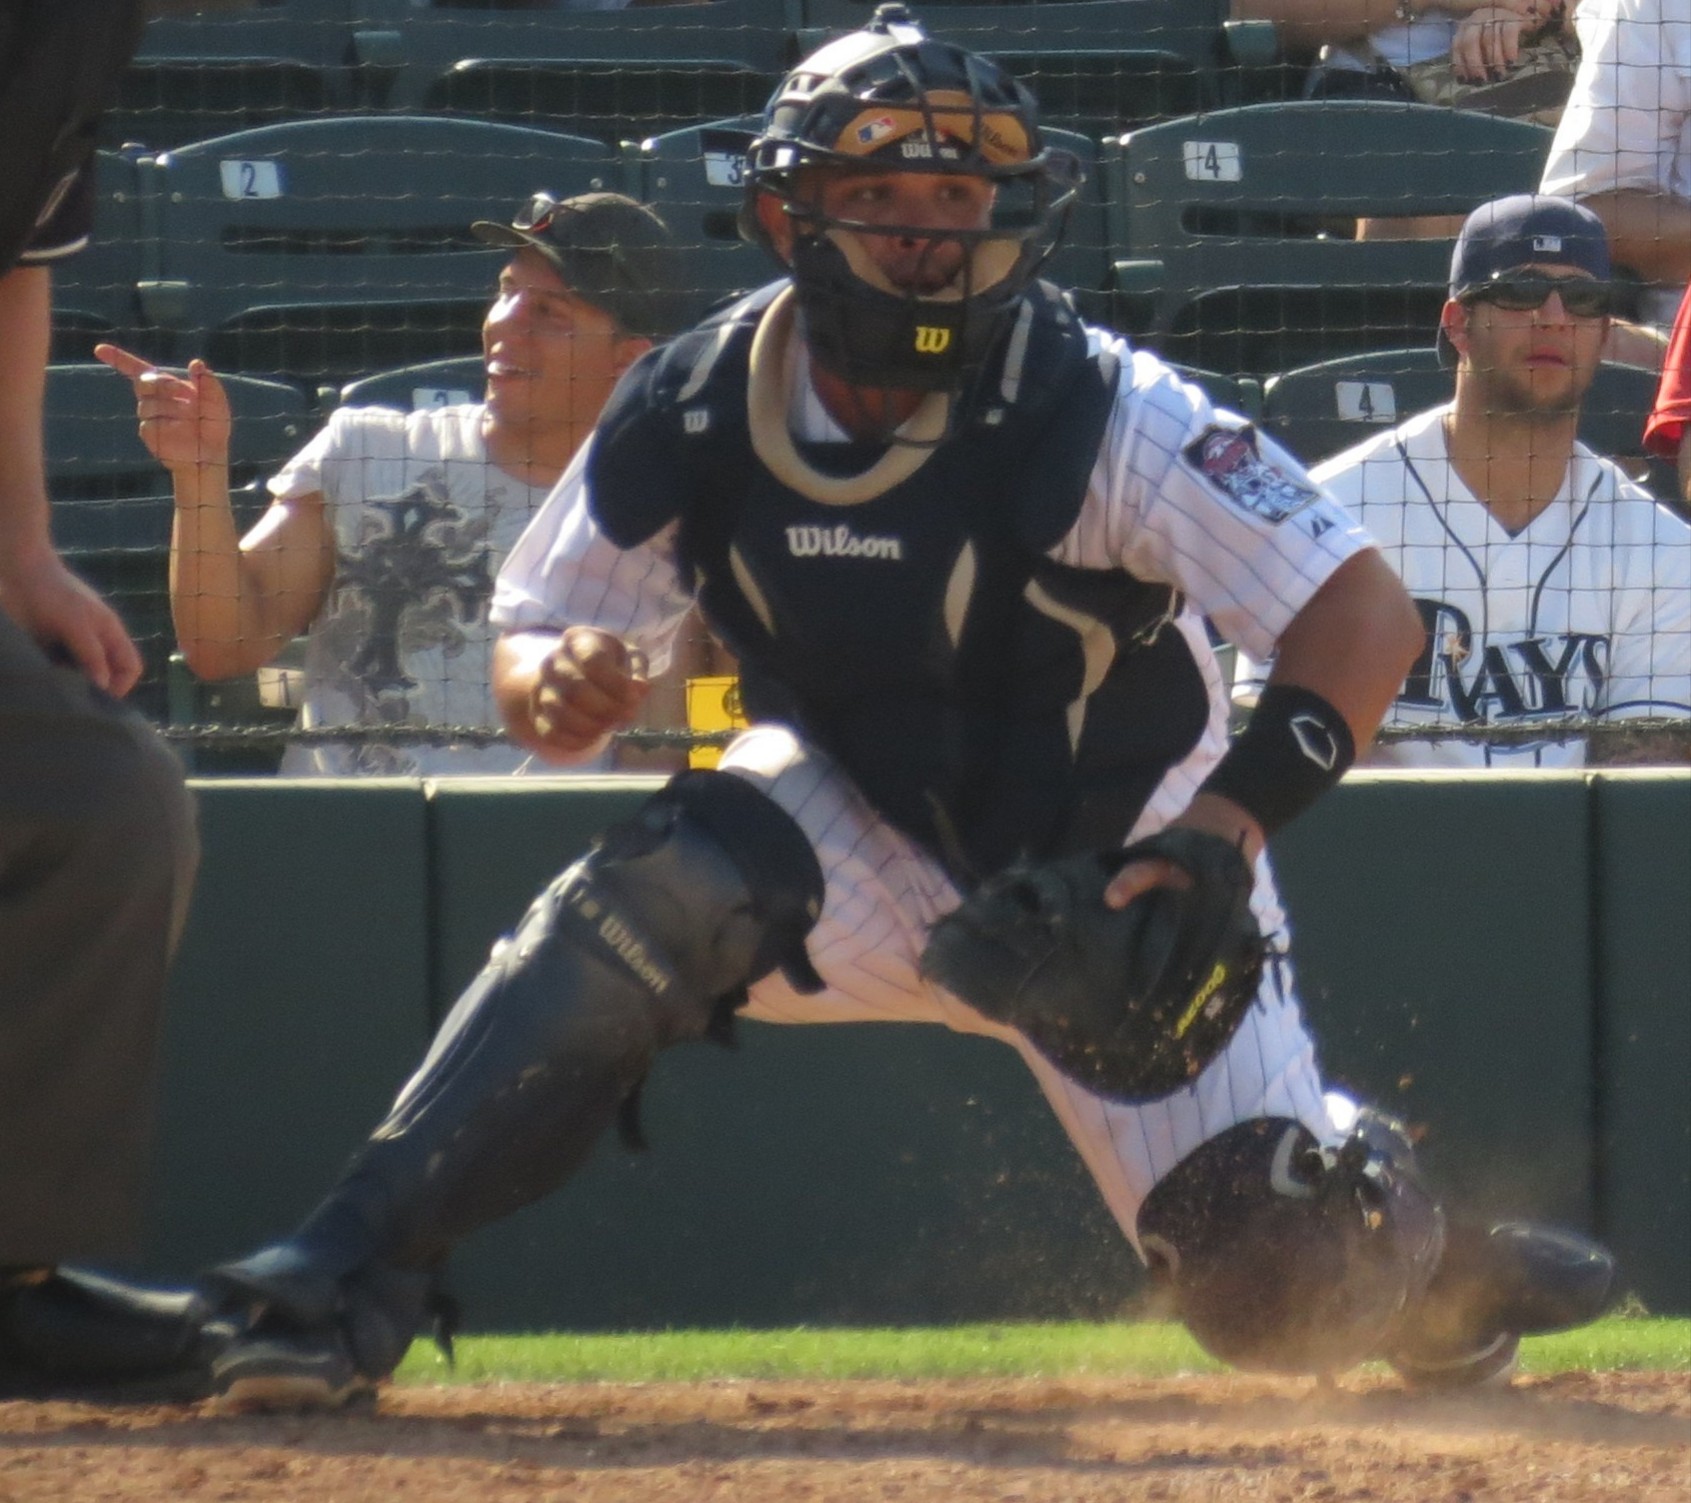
top-left (206, 770), bottom-right (823, 1385)
top-left (1137, 1111), bottom-right (1445, 1376)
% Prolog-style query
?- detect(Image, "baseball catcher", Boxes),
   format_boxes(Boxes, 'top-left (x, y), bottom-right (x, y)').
top-left (193, 4), bottom-right (1616, 1408)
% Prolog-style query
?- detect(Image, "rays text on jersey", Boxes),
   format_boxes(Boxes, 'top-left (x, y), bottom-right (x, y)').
top-left (1402, 599), bottom-right (1610, 722)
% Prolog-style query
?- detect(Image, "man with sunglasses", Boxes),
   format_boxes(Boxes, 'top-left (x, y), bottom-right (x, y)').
top-left (99, 191), bottom-right (682, 775)
top-left (1307, 194), bottom-right (1691, 768)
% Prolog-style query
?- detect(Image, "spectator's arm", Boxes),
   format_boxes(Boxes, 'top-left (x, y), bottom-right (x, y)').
top-left (1577, 190), bottom-right (1691, 289)
top-left (96, 344), bottom-right (334, 680)
top-left (1231, 0), bottom-right (1532, 52)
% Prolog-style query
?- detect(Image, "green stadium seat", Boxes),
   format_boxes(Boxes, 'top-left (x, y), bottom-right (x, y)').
top-left (1261, 348), bottom-right (1676, 501)
top-left (1167, 362), bottom-right (1264, 422)
top-left (134, 115), bottom-right (621, 389)
top-left (49, 151), bottom-right (149, 364)
top-left (796, 0), bottom-right (1239, 140)
top-left (109, 0), bottom-right (357, 151)
top-left (338, 354), bottom-right (487, 411)
top-left (360, 0), bottom-right (790, 145)
top-left (622, 116), bottom-right (768, 321)
top-left (1103, 101), bottom-right (1554, 375)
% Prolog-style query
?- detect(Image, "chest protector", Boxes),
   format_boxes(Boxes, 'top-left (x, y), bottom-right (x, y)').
top-left (588, 281), bottom-right (1210, 883)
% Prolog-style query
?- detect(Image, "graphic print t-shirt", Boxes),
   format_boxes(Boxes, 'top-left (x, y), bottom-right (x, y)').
top-left (269, 403), bottom-right (553, 776)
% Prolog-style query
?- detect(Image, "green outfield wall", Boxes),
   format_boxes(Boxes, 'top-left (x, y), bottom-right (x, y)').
top-left (139, 770), bottom-right (1691, 1325)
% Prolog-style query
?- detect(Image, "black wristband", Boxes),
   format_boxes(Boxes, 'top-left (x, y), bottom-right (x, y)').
top-left (1201, 684), bottom-right (1356, 837)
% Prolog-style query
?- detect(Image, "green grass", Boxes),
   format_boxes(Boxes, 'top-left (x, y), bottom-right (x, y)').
top-left (395, 1316), bottom-right (1691, 1386)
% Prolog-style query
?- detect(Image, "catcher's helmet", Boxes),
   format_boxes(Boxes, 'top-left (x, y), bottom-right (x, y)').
top-left (743, 4), bottom-right (1081, 394)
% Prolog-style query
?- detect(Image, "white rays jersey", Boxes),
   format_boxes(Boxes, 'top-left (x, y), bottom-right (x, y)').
top-left (492, 282), bottom-right (1377, 1249)
top-left (269, 403), bottom-right (553, 776)
top-left (1299, 404), bottom-right (1691, 769)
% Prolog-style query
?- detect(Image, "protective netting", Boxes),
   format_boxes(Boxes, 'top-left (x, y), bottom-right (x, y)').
top-left (46, 0), bottom-right (1688, 771)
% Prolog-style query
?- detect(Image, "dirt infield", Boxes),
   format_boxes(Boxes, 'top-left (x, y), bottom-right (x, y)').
top-left (2, 1371), bottom-right (1687, 1501)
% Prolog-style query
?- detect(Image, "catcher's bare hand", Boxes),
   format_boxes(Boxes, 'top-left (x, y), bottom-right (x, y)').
top-left (1105, 792), bottom-right (1264, 910)
top-left (529, 626), bottom-right (651, 756)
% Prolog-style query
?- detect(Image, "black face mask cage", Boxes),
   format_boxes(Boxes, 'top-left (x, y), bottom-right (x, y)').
top-left (741, 18), bottom-right (1084, 412)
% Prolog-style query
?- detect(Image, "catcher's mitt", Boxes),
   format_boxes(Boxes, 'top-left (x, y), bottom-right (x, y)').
top-left (920, 828), bottom-right (1265, 1102)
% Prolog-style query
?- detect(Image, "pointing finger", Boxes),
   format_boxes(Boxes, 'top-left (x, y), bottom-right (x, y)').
top-left (93, 342), bottom-right (156, 381)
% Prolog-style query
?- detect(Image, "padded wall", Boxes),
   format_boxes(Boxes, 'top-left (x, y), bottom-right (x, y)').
top-left (134, 772), bottom-right (1689, 1320)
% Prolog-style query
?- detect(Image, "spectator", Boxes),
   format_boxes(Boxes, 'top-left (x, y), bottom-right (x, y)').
top-left (1237, 0), bottom-right (1579, 123)
top-left (101, 192), bottom-right (688, 775)
top-left (1540, 0), bottom-right (1691, 331)
top-left (1644, 286), bottom-right (1691, 508)
top-left (1243, 195), bottom-right (1691, 767)
top-left (0, 0), bottom-right (212, 1399)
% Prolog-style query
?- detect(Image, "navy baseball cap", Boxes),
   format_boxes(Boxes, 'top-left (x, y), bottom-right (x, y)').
top-left (1437, 194), bottom-right (1611, 366)
top-left (471, 191), bottom-right (684, 338)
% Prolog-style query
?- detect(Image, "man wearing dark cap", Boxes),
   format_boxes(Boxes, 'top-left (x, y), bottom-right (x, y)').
top-left (98, 191), bottom-right (681, 775)
top-left (1301, 194), bottom-right (1691, 767)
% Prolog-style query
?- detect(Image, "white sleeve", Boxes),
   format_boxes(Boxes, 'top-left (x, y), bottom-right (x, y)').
top-left (1053, 343), bottom-right (1376, 667)
top-left (266, 408), bottom-right (351, 502)
top-left (1598, 506), bottom-right (1691, 719)
top-left (490, 436), bottom-right (696, 676)
top-left (1541, 0), bottom-right (1686, 200)
top-left (264, 404), bottom-right (411, 507)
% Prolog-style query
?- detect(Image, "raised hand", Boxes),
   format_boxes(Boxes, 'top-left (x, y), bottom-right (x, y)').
top-left (95, 344), bottom-right (232, 476)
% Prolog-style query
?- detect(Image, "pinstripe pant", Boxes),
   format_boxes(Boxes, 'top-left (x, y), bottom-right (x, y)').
top-left (723, 723), bottom-right (1340, 1257)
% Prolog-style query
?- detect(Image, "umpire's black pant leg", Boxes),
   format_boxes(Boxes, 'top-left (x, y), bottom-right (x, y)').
top-left (0, 613), bottom-right (199, 1266)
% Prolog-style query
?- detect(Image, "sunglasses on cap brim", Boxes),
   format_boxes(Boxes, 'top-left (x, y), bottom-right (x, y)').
top-left (1458, 272), bottom-right (1614, 318)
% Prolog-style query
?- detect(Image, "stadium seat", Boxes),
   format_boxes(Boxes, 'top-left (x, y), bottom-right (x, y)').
top-left (358, 0), bottom-right (790, 146)
top-left (1103, 101), bottom-right (1554, 375)
top-left (1261, 348), bottom-right (1676, 500)
top-left (49, 150), bottom-right (149, 364)
top-left (795, 0), bottom-right (1240, 140)
top-left (133, 115), bottom-right (620, 389)
top-left (338, 354), bottom-right (487, 412)
top-left (1167, 363), bottom-right (1264, 422)
top-left (108, 0), bottom-right (357, 151)
top-left (622, 116), bottom-right (768, 321)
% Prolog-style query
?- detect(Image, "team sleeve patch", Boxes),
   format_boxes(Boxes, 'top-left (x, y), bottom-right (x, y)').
top-left (1183, 424), bottom-right (1321, 524)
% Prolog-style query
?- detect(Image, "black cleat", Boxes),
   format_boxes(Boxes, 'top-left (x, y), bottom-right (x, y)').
top-left (1388, 1220), bottom-right (1618, 1390)
top-left (210, 1322), bottom-right (374, 1413)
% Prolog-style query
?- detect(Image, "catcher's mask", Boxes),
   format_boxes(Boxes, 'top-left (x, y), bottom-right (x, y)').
top-left (742, 3), bottom-right (1081, 398)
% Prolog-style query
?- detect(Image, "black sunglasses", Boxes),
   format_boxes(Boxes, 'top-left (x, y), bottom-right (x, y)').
top-left (1460, 272), bottom-right (1614, 318)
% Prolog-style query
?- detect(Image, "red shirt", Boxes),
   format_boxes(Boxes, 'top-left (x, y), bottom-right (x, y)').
top-left (1645, 287), bottom-right (1691, 459)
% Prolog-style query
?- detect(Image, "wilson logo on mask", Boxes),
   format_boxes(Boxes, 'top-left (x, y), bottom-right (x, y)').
top-left (913, 325), bottom-right (953, 354)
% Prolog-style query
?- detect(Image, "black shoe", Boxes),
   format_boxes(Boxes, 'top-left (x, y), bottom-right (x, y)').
top-left (210, 1321), bottom-right (374, 1412)
top-left (0, 1266), bottom-right (222, 1403)
top-left (1388, 1221), bottom-right (1617, 1390)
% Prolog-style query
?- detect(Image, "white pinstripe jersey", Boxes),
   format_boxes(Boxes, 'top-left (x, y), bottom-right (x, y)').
top-left (494, 330), bottom-right (1372, 737)
top-left (1307, 405), bottom-right (1691, 769)
top-left (492, 317), bottom-right (1377, 1238)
